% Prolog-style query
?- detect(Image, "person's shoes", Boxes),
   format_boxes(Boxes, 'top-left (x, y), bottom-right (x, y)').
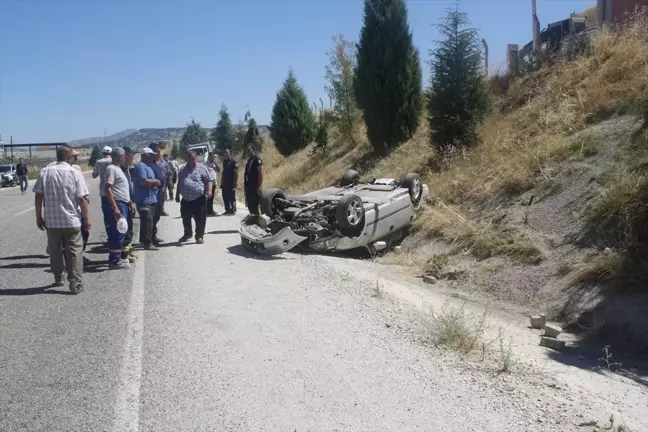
top-left (161, 211), bottom-right (169, 217)
top-left (69, 283), bottom-right (84, 294)
top-left (52, 275), bottom-right (64, 287)
top-left (109, 259), bottom-right (131, 270)
top-left (179, 235), bottom-right (191, 243)
top-left (126, 255), bottom-right (137, 263)
top-left (196, 238), bottom-right (204, 244)
top-left (144, 243), bottom-right (159, 251)
top-left (152, 237), bottom-right (163, 246)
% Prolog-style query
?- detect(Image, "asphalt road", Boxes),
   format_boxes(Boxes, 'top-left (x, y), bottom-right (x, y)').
top-left (0, 175), bottom-right (594, 431)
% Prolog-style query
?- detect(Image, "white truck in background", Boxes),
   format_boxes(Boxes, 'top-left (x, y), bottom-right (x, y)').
top-left (186, 141), bottom-right (214, 163)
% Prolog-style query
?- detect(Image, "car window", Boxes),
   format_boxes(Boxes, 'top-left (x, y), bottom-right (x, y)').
top-left (0, 166), bottom-right (11, 173)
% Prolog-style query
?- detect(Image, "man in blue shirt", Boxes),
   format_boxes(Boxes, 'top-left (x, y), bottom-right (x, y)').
top-left (132, 148), bottom-right (161, 250)
top-left (147, 143), bottom-right (171, 247)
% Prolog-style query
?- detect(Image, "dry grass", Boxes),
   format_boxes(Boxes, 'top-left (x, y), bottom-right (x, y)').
top-left (421, 303), bottom-right (489, 355)
top-left (412, 204), bottom-right (543, 264)
top-left (421, 303), bottom-right (513, 368)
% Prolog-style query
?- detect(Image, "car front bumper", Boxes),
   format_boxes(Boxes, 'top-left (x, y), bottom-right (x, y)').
top-left (239, 221), bottom-right (307, 255)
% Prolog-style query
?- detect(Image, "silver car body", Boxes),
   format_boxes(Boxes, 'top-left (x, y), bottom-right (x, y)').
top-left (239, 177), bottom-right (429, 255)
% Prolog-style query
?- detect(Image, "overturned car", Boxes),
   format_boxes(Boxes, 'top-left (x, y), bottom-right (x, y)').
top-left (239, 170), bottom-right (429, 255)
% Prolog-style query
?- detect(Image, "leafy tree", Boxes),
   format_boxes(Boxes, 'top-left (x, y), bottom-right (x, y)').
top-left (179, 119), bottom-right (208, 154)
top-left (354, 0), bottom-right (423, 154)
top-left (89, 145), bottom-right (102, 166)
top-left (270, 70), bottom-right (315, 156)
top-left (210, 104), bottom-right (236, 151)
top-left (325, 34), bottom-right (361, 143)
top-left (428, 7), bottom-right (490, 153)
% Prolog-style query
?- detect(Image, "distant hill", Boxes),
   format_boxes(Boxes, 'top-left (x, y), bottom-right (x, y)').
top-left (69, 125), bottom-right (269, 150)
top-left (68, 129), bottom-right (137, 147)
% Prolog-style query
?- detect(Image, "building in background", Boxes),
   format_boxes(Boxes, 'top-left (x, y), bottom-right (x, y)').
top-left (597, 0), bottom-right (648, 24)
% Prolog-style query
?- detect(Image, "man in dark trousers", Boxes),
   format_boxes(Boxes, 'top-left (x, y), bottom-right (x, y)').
top-left (175, 149), bottom-right (212, 244)
top-left (120, 146), bottom-right (138, 262)
top-left (16, 158), bottom-right (29, 194)
top-left (147, 142), bottom-right (169, 244)
top-left (244, 144), bottom-right (263, 216)
top-left (220, 149), bottom-right (238, 215)
top-left (132, 148), bottom-right (161, 250)
top-left (204, 152), bottom-right (219, 217)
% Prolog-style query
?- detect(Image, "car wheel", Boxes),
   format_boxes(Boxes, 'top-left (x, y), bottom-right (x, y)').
top-left (260, 188), bottom-right (285, 217)
top-left (336, 193), bottom-right (365, 230)
top-left (404, 173), bottom-right (423, 205)
top-left (340, 169), bottom-right (360, 187)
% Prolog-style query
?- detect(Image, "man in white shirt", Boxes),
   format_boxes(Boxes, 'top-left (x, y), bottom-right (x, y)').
top-left (92, 146), bottom-right (112, 238)
top-left (34, 145), bottom-right (91, 294)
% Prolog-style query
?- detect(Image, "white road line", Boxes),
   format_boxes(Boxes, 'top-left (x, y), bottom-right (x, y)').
top-left (112, 253), bottom-right (146, 432)
top-left (15, 206), bottom-right (34, 216)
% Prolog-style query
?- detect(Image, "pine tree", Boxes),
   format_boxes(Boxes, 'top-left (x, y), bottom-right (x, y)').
top-left (244, 116), bottom-right (261, 148)
top-left (89, 145), bottom-right (102, 166)
top-left (179, 119), bottom-right (208, 154)
top-left (324, 34), bottom-right (361, 143)
top-left (428, 7), bottom-right (489, 153)
top-left (170, 142), bottom-right (181, 159)
top-left (210, 104), bottom-right (236, 151)
top-left (270, 70), bottom-right (315, 156)
top-left (354, 0), bottom-right (423, 154)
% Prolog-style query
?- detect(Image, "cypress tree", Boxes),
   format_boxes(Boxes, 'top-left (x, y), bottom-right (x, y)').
top-left (354, 0), bottom-right (423, 154)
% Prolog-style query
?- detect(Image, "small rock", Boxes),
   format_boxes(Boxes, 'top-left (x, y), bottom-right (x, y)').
top-left (385, 323), bottom-right (392, 328)
top-left (422, 275), bottom-right (437, 284)
top-left (543, 323), bottom-right (562, 338)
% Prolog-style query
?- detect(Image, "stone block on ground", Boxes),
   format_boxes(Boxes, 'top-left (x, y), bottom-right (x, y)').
top-left (543, 323), bottom-right (562, 338)
top-left (530, 314), bottom-right (546, 329)
top-left (540, 336), bottom-right (566, 351)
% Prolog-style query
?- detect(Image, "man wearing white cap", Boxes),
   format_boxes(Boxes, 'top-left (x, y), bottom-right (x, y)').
top-left (92, 146), bottom-right (113, 239)
top-left (104, 147), bottom-right (133, 270)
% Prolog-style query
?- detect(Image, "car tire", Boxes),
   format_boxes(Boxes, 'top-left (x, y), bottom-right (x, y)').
top-left (340, 169), bottom-right (360, 187)
top-left (404, 173), bottom-right (423, 206)
top-left (336, 193), bottom-right (365, 231)
top-left (260, 188), bottom-right (285, 217)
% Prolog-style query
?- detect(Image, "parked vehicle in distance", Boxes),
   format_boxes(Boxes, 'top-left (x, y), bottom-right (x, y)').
top-left (239, 169), bottom-right (429, 255)
top-left (0, 164), bottom-right (18, 188)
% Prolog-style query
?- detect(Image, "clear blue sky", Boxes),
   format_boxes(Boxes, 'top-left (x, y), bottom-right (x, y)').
top-left (0, 0), bottom-right (593, 143)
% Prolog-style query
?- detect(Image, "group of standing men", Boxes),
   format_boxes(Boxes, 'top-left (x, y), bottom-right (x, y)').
top-left (32, 140), bottom-right (265, 293)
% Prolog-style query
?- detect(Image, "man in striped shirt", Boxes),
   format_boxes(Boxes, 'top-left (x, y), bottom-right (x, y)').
top-left (175, 149), bottom-right (212, 244)
top-left (34, 145), bottom-right (91, 294)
